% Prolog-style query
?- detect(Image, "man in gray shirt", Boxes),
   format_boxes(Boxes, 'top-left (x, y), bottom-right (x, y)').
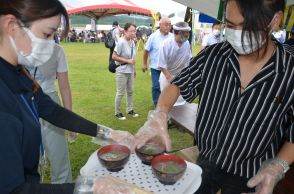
top-left (109, 21), bottom-right (121, 62)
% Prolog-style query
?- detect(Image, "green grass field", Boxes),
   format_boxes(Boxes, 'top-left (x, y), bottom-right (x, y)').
top-left (43, 42), bottom-right (201, 182)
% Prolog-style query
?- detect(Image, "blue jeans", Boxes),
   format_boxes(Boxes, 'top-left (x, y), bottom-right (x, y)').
top-left (150, 68), bottom-right (161, 107)
top-left (194, 156), bottom-right (255, 194)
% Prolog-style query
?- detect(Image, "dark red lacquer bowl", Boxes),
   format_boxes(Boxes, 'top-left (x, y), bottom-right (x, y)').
top-left (135, 140), bottom-right (165, 165)
top-left (151, 154), bottom-right (187, 185)
top-left (97, 144), bottom-right (130, 172)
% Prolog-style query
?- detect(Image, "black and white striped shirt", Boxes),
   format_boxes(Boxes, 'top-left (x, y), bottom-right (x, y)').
top-left (172, 41), bottom-right (294, 178)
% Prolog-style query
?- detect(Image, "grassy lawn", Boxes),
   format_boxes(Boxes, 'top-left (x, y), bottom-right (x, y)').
top-left (43, 42), bottom-right (202, 182)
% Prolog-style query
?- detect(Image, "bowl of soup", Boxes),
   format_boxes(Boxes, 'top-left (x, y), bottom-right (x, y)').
top-left (97, 144), bottom-right (130, 172)
top-left (151, 154), bottom-right (187, 185)
top-left (135, 140), bottom-right (165, 165)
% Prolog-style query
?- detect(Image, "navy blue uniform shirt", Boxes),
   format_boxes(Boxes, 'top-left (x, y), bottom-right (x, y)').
top-left (0, 57), bottom-right (57, 193)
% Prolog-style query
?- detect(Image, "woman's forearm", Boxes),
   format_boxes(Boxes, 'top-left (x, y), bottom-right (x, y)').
top-left (160, 68), bottom-right (173, 81)
top-left (112, 52), bottom-right (130, 64)
top-left (156, 84), bottom-right (180, 113)
top-left (276, 142), bottom-right (294, 165)
top-left (57, 72), bottom-right (72, 110)
top-left (42, 105), bottom-right (97, 136)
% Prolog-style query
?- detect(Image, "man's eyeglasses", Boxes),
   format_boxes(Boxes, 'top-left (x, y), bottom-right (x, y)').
top-left (127, 30), bottom-right (137, 33)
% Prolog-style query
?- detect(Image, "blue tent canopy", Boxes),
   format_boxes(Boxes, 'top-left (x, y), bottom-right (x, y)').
top-left (199, 13), bottom-right (219, 23)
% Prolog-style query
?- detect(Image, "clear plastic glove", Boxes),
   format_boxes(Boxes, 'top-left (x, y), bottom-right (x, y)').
top-left (242, 159), bottom-right (285, 194)
top-left (109, 130), bottom-right (135, 149)
top-left (92, 125), bottom-right (135, 150)
top-left (133, 110), bottom-right (171, 151)
top-left (73, 176), bottom-right (95, 194)
top-left (93, 177), bottom-right (135, 194)
top-left (68, 132), bottom-right (79, 143)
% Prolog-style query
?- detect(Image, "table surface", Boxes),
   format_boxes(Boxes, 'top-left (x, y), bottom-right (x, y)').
top-left (80, 151), bottom-right (202, 194)
top-left (170, 103), bottom-right (198, 135)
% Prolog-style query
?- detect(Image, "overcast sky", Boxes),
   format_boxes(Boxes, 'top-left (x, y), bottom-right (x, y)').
top-left (135, 0), bottom-right (186, 16)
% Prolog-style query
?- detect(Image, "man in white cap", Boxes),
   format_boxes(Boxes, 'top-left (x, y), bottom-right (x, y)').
top-left (157, 21), bottom-right (192, 106)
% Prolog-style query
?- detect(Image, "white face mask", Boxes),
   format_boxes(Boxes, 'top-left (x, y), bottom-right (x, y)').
top-left (212, 29), bottom-right (220, 36)
top-left (225, 28), bottom-right (265, 55)
top-left (9, 28), bottom-right (55, 67)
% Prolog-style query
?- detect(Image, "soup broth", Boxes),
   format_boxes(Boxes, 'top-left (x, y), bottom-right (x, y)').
top-left (155, 161), bottom-right (184, 174)
top-left (100, 151), bottom-right (128, 161)
top-left (140, 143), bottom-right (164, 155)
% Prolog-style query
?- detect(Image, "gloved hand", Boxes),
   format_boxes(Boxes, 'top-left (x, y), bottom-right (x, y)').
top-left (243, 159), bottom-right (286, 194)
top-left (68, 132), bottom-right (79, 143)
top-left (93, 177), bottom-right (135, 194)
top-left (92, 124), bottom-right (135, 150)
top-left (133, 110), bottom-right (171, 152)
top-left (108, 129), bottom-right (135, 149)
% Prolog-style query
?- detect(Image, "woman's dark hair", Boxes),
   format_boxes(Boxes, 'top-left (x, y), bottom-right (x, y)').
top-left (124, 23), bottom-right (136, 31)
top-left (0, 0), bottom-right (69, 38)
top-left (225, 0), bottom-right (285, 55)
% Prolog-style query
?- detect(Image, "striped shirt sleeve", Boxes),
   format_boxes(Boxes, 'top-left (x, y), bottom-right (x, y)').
top-left (172, 49), bottom-right (206, 103)
top-left (285, 105), bottom-right (294, 142)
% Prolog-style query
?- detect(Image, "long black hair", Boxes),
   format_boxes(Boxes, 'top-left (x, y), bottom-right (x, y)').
top-left (225, 0), bottom-right (285, 55)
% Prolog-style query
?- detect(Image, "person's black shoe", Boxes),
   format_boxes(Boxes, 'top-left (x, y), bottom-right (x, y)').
top-left (127, 110), bottom-right (139, 117)
top-left (115, 113), bottom-right (126, 120)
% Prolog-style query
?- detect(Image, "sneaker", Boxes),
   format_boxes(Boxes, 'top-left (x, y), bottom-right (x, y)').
top-left (127, 110), bottom-right (139, 117)
top-left (115, 113), bottom-right (126, 120)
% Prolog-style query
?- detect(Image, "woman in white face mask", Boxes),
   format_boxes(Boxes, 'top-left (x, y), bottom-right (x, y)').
top-left (133, 0), bottom-right (294, 194)
top-left (0, 0), bottom-right (134, 193)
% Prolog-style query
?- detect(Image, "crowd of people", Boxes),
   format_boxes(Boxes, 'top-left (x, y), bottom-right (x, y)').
top-left (62, 29), bottom-right (107, 43)
top-left (0, 0), bottom-right (293, 194)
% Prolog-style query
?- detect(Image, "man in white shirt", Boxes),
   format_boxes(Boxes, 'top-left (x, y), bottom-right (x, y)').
top-left (202, 22), bottom-right (221, 49)
top-left (142, 17), bottom-right (173, 107)
top-left (158, 21), bottom-right (192, 106)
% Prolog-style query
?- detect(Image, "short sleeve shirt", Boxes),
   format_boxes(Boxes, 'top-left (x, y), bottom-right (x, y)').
top-left (202, 33), bottom-right (220, 47)
top-left (145, 30), bottom-right (173, 70)
top-left (112, 28), bottom-right (120, 44)
top-left (114, 38), bottom-right (136, 74)
top-left (28, 44), bottom-right (68, 94)
top-left (157, 36), bottom-right (192, 76)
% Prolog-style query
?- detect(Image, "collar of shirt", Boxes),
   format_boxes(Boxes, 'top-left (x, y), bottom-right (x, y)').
top-left (220, 40), bottom-right (286, 75)
top-left (0, 57), bottom-right (33, 94)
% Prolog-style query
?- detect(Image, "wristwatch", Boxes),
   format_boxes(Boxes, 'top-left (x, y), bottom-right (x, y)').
top-left (272, 159), bottom-right (290, 173)
top-left (96, 125), bottom-right (111, 139)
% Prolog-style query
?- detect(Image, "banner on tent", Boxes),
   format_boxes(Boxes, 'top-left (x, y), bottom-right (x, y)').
top-left (91, 18), bottom-right (96, 32)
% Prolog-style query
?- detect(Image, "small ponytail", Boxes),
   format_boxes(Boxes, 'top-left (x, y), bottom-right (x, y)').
top-left (20, 65), bottom-right (39, 94)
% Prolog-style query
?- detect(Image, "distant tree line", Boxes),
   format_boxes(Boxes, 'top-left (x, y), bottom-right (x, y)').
top-left (70, 15), bottom-right (153, 27)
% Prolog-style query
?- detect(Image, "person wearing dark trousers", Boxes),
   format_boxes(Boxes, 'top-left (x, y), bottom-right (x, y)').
top-left (134, 0), bottom-right (294, 194)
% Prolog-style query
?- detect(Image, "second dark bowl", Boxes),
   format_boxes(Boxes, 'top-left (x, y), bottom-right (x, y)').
top-left (135, 140), bottom-right (165, 165)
